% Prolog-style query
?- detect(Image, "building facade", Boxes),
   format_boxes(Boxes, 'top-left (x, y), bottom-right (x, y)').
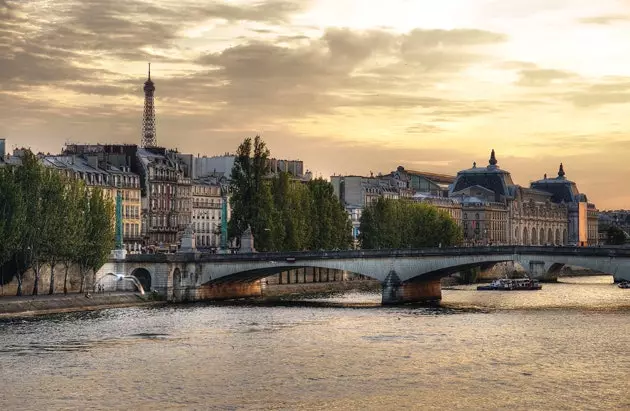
top-left (136, 147), bottom-right (192, 251)
top-left (332, 150), bottom-right (599, 248)
top-left (192, 154), bottom-right (308, 180)
top-left (63, 144), bottom-right (193, 251)
top-left (192, 175), bottom-right (227, 250)
top-left (449, 150), bottom-right (598, 246)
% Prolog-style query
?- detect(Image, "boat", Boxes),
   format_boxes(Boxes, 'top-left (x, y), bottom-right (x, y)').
top-left (618, 281), bottom-right (630, 289)
top-left (477, 278), bottom-right (542, 291)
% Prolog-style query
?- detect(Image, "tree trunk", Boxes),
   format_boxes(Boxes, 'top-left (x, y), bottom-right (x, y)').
top-left (16, 272), bottom-right (23, 296)
top-left (32, 261), bottom-right (40, 295)
top-left (48, 261), bottom-right (56, 295)
top-left (63, 264), bottom-right (69, 294)
top-left (79, 268), bottom-right (85, 293)
top-left (15, 254), bottom-right (23, 296)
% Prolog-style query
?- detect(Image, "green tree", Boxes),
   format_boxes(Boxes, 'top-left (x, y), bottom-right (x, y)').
top-left (84, 188), bottom-right (115, 291)
top-left (76, 187), bottom-right (91, 292)
top-left (304, 178), bottom-right (351, 250)
top-left (58, 180), bottom-right (86, 294)
top-left (14, 151), bottom-right (45, 296)
top-left (270, 172), bottom-right (312, 251)
top-left (41, 171), bottom-right (67, 294)
top-left (228, 136), bottom-right (351, 252)
top-left (0, 168), bottom-right (25, 290)
top-left (606, 226), bottom-right (627, 245)
top-left (359, 198), bottom-right (462, 249)
top-left (228, 136), bottom-right (275, 251)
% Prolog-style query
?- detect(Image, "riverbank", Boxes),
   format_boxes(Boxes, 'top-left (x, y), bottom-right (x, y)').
top-left (0, 292), bottom-right (164, 318)
top-left (0, 281), bottom-right (382, 318)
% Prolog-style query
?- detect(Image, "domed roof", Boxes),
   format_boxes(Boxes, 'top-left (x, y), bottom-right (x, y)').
top-left (530, 163), bottom-right (580, 203)
top-left (450, 150), bottom-right (515, 202)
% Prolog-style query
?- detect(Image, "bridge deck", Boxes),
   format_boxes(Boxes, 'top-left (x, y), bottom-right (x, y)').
top-left (121, 246), bottom-right (630, 264)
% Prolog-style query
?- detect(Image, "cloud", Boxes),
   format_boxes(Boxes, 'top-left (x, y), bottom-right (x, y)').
top-left (516, 68), bottom-right (577, 87)
top-left (566, 77), bottom-right (630, 107)
top-left (189, 26), bottom-right (508, 125)
top-left (402, 28), bottom-right (507, 48)
top-left (579, 14), bottom-right (630, 25)
top-left (405, 124), bottom-right (445, 134)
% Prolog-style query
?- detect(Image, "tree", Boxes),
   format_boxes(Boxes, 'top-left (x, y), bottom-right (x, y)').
top-left (0, 168), bottom-right (25, 290)
top-left (58, 180), bottom-right (86, 294)
top-left (228, 136), bottom-right (275, 251)
top-left (41, 171), bottom-right (67, 294)
top-left (76, 187), bottom-right (92, 292)
top-left (306, 178), bottom-right (352, 250)
top-left (228, 136), bottom-right (351, 252)
top-left (13, 151), bottom-right (44, 296)
top-left (358, 198), bottom-right (462, 249)
top-left (606, 226), bottom-right (627, 245)
top-left (78, 188), bottom-right (115, 291)
top-left (0, 149), bottom-right (116, 296)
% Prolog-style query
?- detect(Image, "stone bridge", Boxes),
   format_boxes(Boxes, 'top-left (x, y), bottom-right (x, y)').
top-left (95, 246), bottom-right (630, 305)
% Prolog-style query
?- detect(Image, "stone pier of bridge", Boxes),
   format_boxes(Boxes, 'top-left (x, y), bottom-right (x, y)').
top-left (381, 271), bottom-right (441, 304)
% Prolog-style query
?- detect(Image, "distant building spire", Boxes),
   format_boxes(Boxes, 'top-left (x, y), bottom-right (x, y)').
top-left (489, 149), bottom-right (497, 166)
top-left (558, 163), bottom-right (565, 178)
top-left (142, 62), bottom-right (156, 148)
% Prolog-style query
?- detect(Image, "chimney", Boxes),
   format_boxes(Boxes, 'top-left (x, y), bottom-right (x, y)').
top-left (0, 138), bottom-right (5, 160)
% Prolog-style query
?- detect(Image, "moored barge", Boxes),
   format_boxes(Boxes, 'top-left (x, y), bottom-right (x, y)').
top-left (477, 278), bottom-right (542, 291)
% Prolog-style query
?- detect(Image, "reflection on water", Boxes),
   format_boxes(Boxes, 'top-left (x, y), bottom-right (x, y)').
top-left (0, 276), bottom-right (628, 410)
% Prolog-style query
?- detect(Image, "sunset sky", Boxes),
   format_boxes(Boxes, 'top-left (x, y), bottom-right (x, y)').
top-left (1, 0), bottom-right (630, 208)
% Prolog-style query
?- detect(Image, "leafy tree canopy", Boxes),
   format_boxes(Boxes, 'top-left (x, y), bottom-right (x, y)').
top-left (228, 137), bottom-right (351, 251)
top-left (606, 225), bottom-right (627, 245)
top-left (358, 198), bottom-right (462, 249)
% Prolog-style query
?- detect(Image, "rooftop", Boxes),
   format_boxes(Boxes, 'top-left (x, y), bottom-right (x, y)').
top-left (395, 166), bottom-right (455, 183)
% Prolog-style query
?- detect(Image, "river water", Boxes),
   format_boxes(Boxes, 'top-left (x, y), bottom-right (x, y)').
top-left (1, 276), bottom-right (628, 410)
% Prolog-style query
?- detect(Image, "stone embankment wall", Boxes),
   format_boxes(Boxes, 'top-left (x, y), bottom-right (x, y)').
top-left (0, 292), bottom-right (156, 318)
top-left (0, 263), bottom-right (86, 296)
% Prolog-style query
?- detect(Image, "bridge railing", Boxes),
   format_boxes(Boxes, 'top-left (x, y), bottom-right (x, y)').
top-left (121, 245), bottom-right (630, 263)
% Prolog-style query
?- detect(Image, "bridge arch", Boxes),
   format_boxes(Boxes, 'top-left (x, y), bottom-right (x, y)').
top-left (201, 265), bottom-right (380, 286)
top-left (131, 268), bottom-right (152, 291)
top-left (405, 258), bottom-right (515, 283)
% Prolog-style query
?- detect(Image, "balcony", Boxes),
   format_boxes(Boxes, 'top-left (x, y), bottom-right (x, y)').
top-left (148, 226), bottom-right (179, 233)
top-left (193, 202), bottom-right (221, 209)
